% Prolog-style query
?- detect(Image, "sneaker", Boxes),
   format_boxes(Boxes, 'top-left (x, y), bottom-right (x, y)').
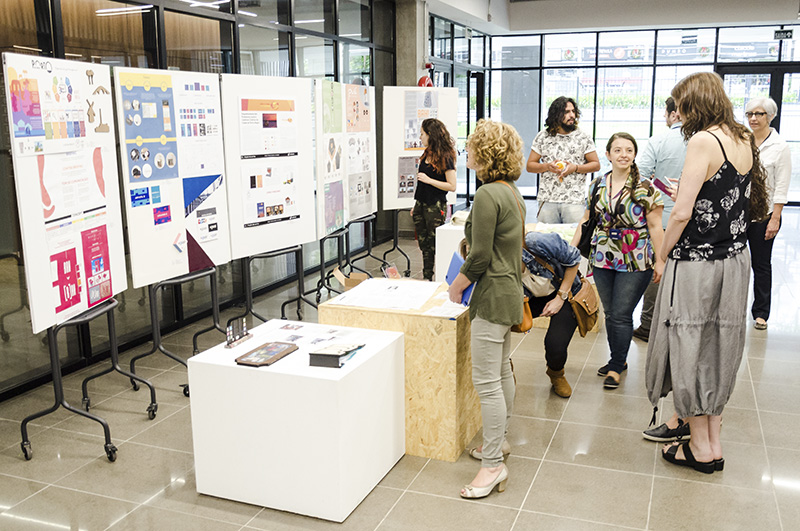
top-left (597, 363), bottom-right (627, 377)
top-left (633, 327), bottom-right (650, 342)
top-left (643, 419), bottom-right (691, 442)
top-left (603, 373), bottom-right (620, 389)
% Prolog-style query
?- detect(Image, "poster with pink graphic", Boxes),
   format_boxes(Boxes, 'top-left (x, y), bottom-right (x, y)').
top-left (2, 53), bottom-right (127, 333)
top-left (81, 226), bottom-right (112, 308)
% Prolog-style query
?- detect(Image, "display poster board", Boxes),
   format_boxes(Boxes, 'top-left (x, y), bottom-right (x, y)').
top-left (315, 81), bottom-right (377, 237)
top-left (381, 87), bottom-right (458, 211)
top-left (2, 53), bottom-right (127, 333)
top-left (113, 68), bottom-right (231, 288)
top-left (220, 74), bottom-right (316, 259)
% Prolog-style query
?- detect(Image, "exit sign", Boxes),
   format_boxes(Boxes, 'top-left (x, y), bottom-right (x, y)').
top-left (775, 29), bottom-right (793, 40)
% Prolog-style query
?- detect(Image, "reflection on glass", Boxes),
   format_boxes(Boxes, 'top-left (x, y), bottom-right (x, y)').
top-left (543, 33), bottom-right (596, 67)
top-left (723, 73), bottom-right (771, 123)
top-left (491, 35), bottom-right (540, 69)
top-left (0, 0), bottom-right (50, 56)
top-left (490, 70), bottom-right (540, 190)
top-left (781, 73), bottom-right (800, 201)
top-left (294, 0), bottom-right (335, 35)
top-left (339, 0), bottom-right (370, 41)
top-left (373, 0), bottom-right (394, 48)
top-left (653, 64), bottom-right (713, 114)
top-left (433, 17), bottom-right (451, 60)
top-left (455, 69), bottom-right (468, 195)
top-left (340, 42), bottom-right (370, 85)
top-left (238, 0), bottom-right (289, 26)
top-left (62, 0), bottom-right (155, 66)
top-left (165, 11), bottom-right (233, 73)
top-left (174, 0), bottom-right (232, 14)
top-left (240, 25), bottom-right (290, 77)
top-left (454, 25), bottom-right (468, 63)
top-left (656, 29), bottom-right (716, 64)
top-left (295, 35), bottom-right (334, 79)
top-left (595, 67), bottom-right (653, 174)
top-left (542, 68), bottom-right (596, 131)
top-left (597, 31), bottom-right (654, 65)
top-left (470, 34), bottom-right (485, 66)
top-left (780, 26), bottom-right (800, 61)
top-left (718, 26), bottom-right (780, 62)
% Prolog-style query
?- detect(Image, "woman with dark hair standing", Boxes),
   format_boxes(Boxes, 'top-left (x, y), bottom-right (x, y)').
top-left (744, 97), bottom-right (791, 330)
top-left (571, 133), bottom-right (665, 390)
top-left (646, 72), bottom-right (769, 473)
top-left (448, 119), bottom-right (525, 499)
top-left (411, 118), bottom-right (457, 280)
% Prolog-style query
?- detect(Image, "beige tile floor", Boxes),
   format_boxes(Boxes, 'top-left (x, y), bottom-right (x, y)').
top-left (0, 206), bottom-right (798, 531)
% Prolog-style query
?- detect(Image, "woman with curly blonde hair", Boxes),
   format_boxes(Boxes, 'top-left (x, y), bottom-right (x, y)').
top-left (448, 119), bottom-right (525, 499)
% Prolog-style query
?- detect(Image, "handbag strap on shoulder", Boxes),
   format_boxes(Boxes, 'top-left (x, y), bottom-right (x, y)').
top-left (499, 181), bottom-right (527, 272)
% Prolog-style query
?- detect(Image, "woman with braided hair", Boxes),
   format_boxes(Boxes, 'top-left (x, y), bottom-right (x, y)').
top-left (571, 132), bottom-right (665, 389)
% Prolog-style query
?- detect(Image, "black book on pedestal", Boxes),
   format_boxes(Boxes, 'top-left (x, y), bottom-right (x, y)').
top-left (309, 343), bottom-right (365, 368)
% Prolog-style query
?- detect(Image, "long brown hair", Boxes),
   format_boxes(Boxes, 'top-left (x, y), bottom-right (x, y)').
top-left (671, 72), bottom-right (768, 220)
top-left (421, 118), bottom-right (456, 173)
top-left (605, 132), bottom-right (644, 208)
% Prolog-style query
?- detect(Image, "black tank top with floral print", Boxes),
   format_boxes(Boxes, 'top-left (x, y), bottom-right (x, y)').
top-left (671, 132), bottom-right (751, 262)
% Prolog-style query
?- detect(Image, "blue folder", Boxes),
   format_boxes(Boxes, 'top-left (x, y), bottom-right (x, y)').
top-left (445, 252), bottom-right (475, 306)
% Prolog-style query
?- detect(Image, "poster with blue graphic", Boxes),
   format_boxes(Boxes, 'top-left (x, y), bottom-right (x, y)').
top-left (115, 68), bottom-right (230, 288)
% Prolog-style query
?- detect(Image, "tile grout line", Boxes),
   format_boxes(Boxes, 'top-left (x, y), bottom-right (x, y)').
top-left (373, 457), bottom-right (432, 530)
top-left (745, 347), bottom-right (785, 531)
top-left (509, 329), bottom-right (597, 530)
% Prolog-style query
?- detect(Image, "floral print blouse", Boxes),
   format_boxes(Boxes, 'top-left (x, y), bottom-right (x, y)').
top-left (587, 173), bottom-right (663, 272)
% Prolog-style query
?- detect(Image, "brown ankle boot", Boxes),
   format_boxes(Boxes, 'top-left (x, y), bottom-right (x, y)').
top-left (546, 367), bottom-right (572, 398)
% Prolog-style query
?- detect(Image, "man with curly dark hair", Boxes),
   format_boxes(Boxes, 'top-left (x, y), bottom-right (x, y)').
top-left (526, 96), bottom-right (600, 224)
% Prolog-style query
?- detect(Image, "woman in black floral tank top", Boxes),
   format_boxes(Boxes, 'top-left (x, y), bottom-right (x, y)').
top-left (645, 72), bottom-right (768, 474)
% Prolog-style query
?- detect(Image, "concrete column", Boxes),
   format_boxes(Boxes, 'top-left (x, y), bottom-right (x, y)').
top-left (395, 0), bottom-right (429, 87)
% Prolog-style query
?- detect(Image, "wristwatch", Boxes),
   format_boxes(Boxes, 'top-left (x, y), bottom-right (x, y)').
top-left (558, 289), bottom-right (569, 301)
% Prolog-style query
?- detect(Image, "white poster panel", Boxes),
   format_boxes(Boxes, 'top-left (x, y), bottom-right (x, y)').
top-left (114, 68), bottom-right (231, 288)
top-left (221, 74), bottom-right (316, 259)
top-left (315, 81), bottom-right (378, 238)
top-left (2, 53), bottom-right (127, 333)
top-left (381, 87), bottom-right (458, 211)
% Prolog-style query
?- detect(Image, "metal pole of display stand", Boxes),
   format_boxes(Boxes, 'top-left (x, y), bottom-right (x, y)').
top-left (20, 298), bottom-right (123, 462)
top-left (381, 210), bottom-right (411, 277)
top-left (0, 253), bottom-right (27, 342)
top-left (225, 245), bottom-right (317, 325)
top-left (306, 227), bottom-right (349, 304)
top-left (343, 214), bottom-right (389, 276)
top-left (128, 267), bottom-right (225, 398)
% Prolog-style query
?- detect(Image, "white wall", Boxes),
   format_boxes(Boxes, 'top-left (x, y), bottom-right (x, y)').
top-left (427, 0), bottom-right (511, 34)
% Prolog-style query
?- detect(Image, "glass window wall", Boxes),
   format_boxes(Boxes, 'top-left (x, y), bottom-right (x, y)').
top-left (432, 17), bottom-right (451, 60)
top-left (340, 42), bottom-right (371, 85)
top-left (781, 73), bottom-right (800, 202)
top-left (339, 0), bottom-right (370, 42)
top-left (543, 33), bottom-right (596, 67)
top-left (656, 29), bottom-right (716, 64)
top-left (62, 0), bottom-right (156, 67)
top-left (165, 11), bottom-right (233, 73)
top-left (491, 35), bottom-right (540, 69)
top-left (471, 33), bottom-right (485, 67)
top-left (596, 31), bottom-right (654, 66)
top-left (718, 26), bottom-right (780, 62)
top-left (0, 0), bottom-right (50, 56)
top-left (238, 0), bottom-right (290, 26)
top-left (295, 35), bottom-right (334, 79)
top-left (239, 24), bottom-right (291, 77)
top-left (294, 0), bottom-right (335, 35)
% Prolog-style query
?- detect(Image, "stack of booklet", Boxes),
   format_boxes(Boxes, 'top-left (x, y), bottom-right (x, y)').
top-left (309, 343), bottom-right (365, 368)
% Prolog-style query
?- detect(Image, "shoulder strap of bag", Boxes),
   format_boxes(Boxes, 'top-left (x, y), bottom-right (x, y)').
top-left (499, 181), bottom-right (527, 271)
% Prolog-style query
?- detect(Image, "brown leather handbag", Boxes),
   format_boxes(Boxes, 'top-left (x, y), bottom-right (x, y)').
top-left (533, 256), bottom-right (599, 337)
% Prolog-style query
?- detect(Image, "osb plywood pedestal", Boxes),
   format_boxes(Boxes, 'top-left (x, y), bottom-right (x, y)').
top-left (318, 283), bottom-right (480, 462)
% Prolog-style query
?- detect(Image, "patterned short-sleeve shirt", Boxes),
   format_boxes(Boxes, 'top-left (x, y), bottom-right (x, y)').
top-left (588, 173), bottom-right (663, 272)
top-left (531, 129), bottom-right (597, 205)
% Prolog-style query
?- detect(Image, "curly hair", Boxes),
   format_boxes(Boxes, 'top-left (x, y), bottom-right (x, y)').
top-left (605, 132), bottom-right (644, 208)
top-left (671, 72), bottom-right (768, 221)
top-left (466, 119), bottom-right (524, 183)
top-left (545, 96), bottom-right (580, 136)
top-left (421, 118), bottom-right (456, 173)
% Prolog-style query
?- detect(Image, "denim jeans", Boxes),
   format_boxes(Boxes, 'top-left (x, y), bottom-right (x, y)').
top-left (537, 201), bottom-right (585, 224)
top-left (592, 268), bottom-right (653, 373)
top-left (470, 316), bottom-right (514, 467)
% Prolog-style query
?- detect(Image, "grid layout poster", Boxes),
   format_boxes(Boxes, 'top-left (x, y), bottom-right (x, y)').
top-left (114, 68), bottom-right (231, 288)
top-left (2, 53), bottom-right (127, 333)
top-left (220, 74), bottom-right (316, 259)
top-left (315, 81), bottom-right (377, 237)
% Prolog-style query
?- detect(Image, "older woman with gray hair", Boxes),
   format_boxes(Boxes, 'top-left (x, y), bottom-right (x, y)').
top-left (744, 97), bottom-right (792, 330)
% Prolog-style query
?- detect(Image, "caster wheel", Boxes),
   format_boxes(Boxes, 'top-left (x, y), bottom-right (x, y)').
top-left (146, 403), bottom-right (158, 420)
top-left (404, 270), bottom-right (411, 278)
top-left (182, 384), bottom-right (190, 397)
top-left (131, 379), bottom-right (140, 392)
top-left (297, 309), bottom-right (304, 320)
top-left (138, 298), bottom-right (145, 306)
top-left (105, 443), bottom-right (117, 462)
top-left (118, 305), bottom-right (126, 313)
top-left (315, 293), bottom-right (321, 303)
top-left (21, 442), bottom-right (32, 460)
top-left (82, 397), bottom-right (91, 412)
top-left (192, 349), bottom-right (199, 355)
top-left (1, 331), bottom-right (9, 342)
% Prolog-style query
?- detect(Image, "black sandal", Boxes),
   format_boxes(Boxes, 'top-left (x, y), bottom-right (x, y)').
top-left (662, 441), bottom-right (715, 474)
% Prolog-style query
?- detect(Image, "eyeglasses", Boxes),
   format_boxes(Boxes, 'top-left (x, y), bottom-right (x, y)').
top-left (745, 112), bottom-right (767, 118)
